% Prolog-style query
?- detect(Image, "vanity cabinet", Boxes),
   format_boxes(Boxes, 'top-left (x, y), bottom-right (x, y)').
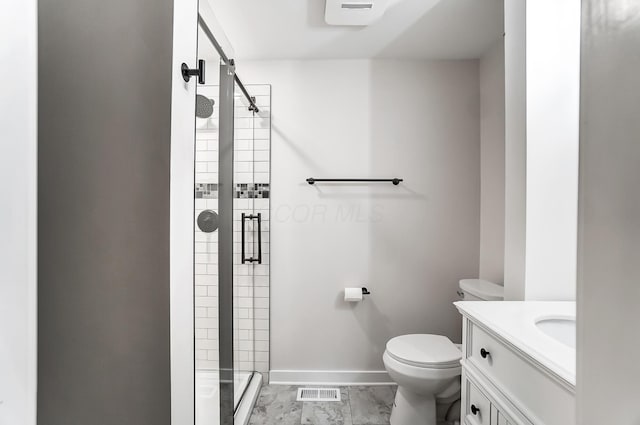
top-left (463, 374), bottom-right (519, 425)
top-left (459, 315), bottom-right (575, 425)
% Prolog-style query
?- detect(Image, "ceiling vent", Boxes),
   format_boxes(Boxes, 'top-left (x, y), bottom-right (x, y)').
top-left (325, 0), bottom-right (390, 26)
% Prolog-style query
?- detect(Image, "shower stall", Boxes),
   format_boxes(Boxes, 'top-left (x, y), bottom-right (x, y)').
top-left (192, 16), bottom-right (271, 425)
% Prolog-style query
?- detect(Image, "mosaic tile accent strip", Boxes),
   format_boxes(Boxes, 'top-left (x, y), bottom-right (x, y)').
top-left (236, 183), bottom-right (270, 199)
top-left (196, 183), bottom-right (270, 199)
top-left (195, 183), bottom-right (218, 199)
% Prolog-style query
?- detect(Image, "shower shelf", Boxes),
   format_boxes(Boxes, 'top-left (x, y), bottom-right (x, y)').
top-left (306, 178), bottom-right (403, 185)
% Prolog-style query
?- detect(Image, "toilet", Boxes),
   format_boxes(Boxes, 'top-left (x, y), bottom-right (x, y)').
top-left (383, 279), bottom-right (504, 425)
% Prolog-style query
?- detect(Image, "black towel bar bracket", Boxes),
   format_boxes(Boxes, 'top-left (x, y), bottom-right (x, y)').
top-left (306, 178), bottom-right (403, 185)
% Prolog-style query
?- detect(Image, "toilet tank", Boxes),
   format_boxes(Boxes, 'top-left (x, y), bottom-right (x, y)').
top-left (458, 279), bottom-right (504, 301)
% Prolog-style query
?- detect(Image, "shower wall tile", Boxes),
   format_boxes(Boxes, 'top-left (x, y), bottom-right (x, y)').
top-left (194, 84), bottom-right (271, 376)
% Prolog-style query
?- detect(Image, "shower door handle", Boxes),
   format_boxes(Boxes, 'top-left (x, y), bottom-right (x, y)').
top-left (181, 59), bottom-right (205, 84)
top-left (255, 213), bottom-right (262, 264)
top-left (241, 213), bottom-right (262, 264)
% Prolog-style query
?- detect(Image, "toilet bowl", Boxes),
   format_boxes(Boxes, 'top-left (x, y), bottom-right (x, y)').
top-left (384, 279), bottom-right (504, 425)
top-left (383, 334), bottom-right (462, 425)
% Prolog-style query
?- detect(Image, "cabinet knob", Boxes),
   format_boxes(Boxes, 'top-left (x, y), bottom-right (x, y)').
top-left (480, 348), bottom-right (490, 359)
top-left (471, 404), bottom-right (480, 415)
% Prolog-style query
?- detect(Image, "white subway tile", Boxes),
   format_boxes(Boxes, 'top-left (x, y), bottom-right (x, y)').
top-left (195, 275), bottom-right (217, 285)
top-left (238, 319), bottom-right (253, 329)
top-left (198, 339), bottom-right (217, 350)
top-left (254, 308), bottom-right (269, 320)
top-left (255, 298), bottom-right (269, 309)
top-left (254, 319), bottom-right (269, 330)
top-left (254, 172), bottom-right (270, 182)
top-left (195, 297), bottom-right (217, 307)
top-left (254, 140), bottom-right (270, 151)
top-left (253, 129), bottom-right (270, 139)
top-left (195, 318), bottom-right (218, 328)
top-left (254, 162), bottom-right (269, 173)
top-left (255, 340), bottom-right (269, 352)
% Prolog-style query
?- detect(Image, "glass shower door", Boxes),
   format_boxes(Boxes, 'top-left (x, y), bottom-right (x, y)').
top-left (234, 84), bottom-right (271, 403)
top-left (193, 46), bottom-right (223, 424)
top-left (233, 89), bottom-right (257, 406)
top-left (194, 22), bottom-right (270, 423)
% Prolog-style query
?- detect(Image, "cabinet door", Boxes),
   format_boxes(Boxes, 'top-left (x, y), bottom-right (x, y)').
top-left (466, 381), bottom-right (492, 425)
top-left (497, 411), bottom-right (513, 425)
top-left (490, 405), bottom-right (499, 425)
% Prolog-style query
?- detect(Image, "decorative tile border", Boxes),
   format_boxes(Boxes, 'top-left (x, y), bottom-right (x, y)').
top-left (236, 183), bottom-right (270, 199)
top-left (195, 183), bottom-right (270, 199)
top-left (195, 183), bottom-right (218, 199)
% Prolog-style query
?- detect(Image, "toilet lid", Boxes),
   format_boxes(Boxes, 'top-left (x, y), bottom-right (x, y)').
top-left (386, 334), bottom-right (461, 368)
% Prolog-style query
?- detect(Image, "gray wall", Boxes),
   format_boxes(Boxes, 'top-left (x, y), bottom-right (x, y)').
top-left (240, 59), bottom-right (480, 373)
top-left (577, 2), bottom-right (640, 423)
top-left (503, 0), bottom-right (527, 300)
top-left (479, 40), bottom-right (506, 285)
top-left (37, 0), bottom-right (174, 423)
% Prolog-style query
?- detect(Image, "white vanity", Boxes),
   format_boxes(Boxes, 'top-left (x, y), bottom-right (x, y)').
top-left (455, 302), bottom-right (576, 425)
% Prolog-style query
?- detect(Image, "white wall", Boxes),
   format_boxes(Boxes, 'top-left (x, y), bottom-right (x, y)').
top-left (170, 0), bottom-right (198, 421)
top-left (0, 1), bottom-right (38, 424)
top-left (239, 59), bottom-right (481, 374)
top-left (578, 2), bottom-right (640, 423)
top-left (503, 0), bottom-right (527, 301)
top-left (479, 41), bottom-right (505, 284)
top-left (524, 0), bottom-right (580, 301)
top-left (504, 0), bottom-right (581, 301)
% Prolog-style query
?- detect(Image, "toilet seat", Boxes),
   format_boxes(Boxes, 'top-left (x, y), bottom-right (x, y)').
top-left (386, 334), bottom-right (461, 369)
top-left (383, 351), bottom-right (461, 383)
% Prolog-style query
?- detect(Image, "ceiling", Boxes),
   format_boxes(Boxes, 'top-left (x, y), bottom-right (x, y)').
top-left (203, 0), bottom-right (504, 60)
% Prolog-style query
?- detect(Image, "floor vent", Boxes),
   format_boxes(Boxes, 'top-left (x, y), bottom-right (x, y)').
top-left (296, 387), bottom-right (341, 402)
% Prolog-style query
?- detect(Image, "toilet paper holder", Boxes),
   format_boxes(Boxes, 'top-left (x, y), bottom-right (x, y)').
top-left (361, 287), bottom-right (371, 295)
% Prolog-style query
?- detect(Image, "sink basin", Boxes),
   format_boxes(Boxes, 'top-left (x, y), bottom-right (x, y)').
top-left (535, 316), bottom-right (576, 349)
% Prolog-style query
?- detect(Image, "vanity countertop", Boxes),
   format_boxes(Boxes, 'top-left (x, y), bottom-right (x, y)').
top-left (454, 301), bottom-right (576, 387)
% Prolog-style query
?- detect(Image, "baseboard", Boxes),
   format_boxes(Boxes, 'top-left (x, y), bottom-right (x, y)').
top-left (269, 369), bottom-right (394, 386)
top-left (235, 372), bottom-right (262, 425)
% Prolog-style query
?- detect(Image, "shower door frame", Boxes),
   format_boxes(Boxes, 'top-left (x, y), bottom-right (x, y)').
top-left (218, 61), bottom-right (236, 425)
top-left (168, 0), bottom-right (198, 422)
top-left (170, 5), bottom-right (261, 423)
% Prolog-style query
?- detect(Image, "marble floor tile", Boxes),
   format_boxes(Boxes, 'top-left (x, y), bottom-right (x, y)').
top-left (248, 385), bottom-right (397, 425)
top-left (348, 386), bottom-right (395, 425)
top-left (248, 385), bottom-right (302, 425)
top-left (301, 388), bottom-right (352, 425)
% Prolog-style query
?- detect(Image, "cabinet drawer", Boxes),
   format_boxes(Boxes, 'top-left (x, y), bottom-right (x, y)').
top-left (468, 322), bottom-right (575, 425)
top-left (465, 380), bottom-right (491, 425)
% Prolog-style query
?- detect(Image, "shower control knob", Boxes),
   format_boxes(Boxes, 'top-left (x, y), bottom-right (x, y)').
top-left (471, 404), bottom-right (480, 415)
top-left (197, 209), bottom-right (219, 233)
top-left (480, 348), bottom-right (490, 359)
